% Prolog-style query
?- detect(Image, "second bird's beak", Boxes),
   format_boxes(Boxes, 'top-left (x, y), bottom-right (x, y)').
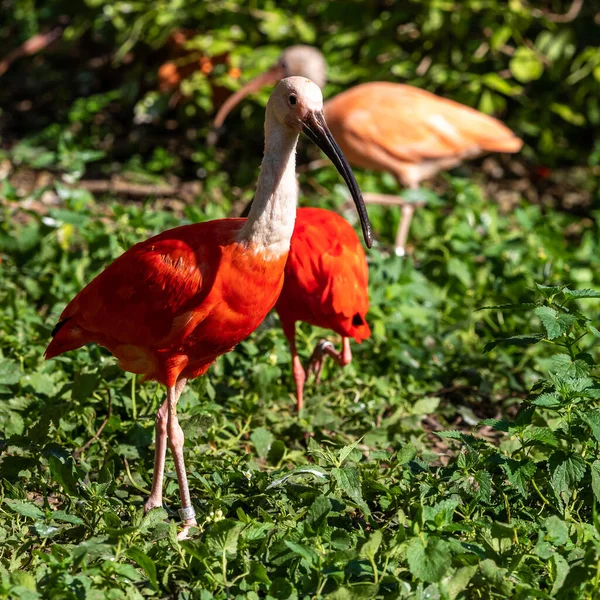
top-left (302, 110), bottom-right (373, 248)
top-left (212, 63), bottom-right (286, 130)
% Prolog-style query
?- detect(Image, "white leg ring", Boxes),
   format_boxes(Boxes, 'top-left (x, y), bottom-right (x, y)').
top-left (179, 506), bottom-right (196, 521)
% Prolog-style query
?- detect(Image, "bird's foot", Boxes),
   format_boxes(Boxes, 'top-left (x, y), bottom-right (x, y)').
top-left (307, 340), bottom-right (335, 384)
top-left (177, 506), bottom-right (197, 540)
top-left (177, 521), bottom-right (197, 540)
top-left (144, 496), bottom-right (164, 513)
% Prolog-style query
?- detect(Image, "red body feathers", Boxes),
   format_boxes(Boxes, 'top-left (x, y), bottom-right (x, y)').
top-left (276, 207), bottom-right (370, 343)
top-left (46, 219), bottom-right (288, 386)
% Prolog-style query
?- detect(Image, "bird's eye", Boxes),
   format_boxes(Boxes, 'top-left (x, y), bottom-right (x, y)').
top-left (289, 95), bottom-right (297, 105)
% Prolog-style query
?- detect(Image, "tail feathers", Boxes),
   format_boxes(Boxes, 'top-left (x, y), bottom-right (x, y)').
top-left (482, 133), bottom-right (523, 154)
top-left (51, 317), bottom-right (71, 337)
top-left (45, 318), bottom-right (87, 359)
top-left (349, 313), bottom-right (371, 344)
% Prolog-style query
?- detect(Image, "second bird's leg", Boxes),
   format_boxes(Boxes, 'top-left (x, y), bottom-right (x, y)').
top-left (291, 337), bottom-right (306, 414)
top-left (283, 324), bottom-right (306, 413)
top-left (145, 378), bottom-right (187, 513)
top-left (308, 337), bottom-right (352, 384)
top-left (165, 377), bottom-right (197, 539)
top-left (394, 204), bottom-right (416, 257)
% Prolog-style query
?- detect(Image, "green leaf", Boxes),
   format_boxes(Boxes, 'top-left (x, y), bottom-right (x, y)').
top-left (591, 461), bottom-right (600, 503)
top-left (480, 418), bottom-right (510, 431)
top-left (423, 498), bottom-right (459, 528)
top-left (139, 507), bottom-right (168, 533)
top-left (4, 499), bottom-right (44, 520)
top-left (580, 410), bottom-right (600, 443)
top-left (444, 565), bottom-right (478, 600)
top-left (51, 510), bottom-right (84, 525)
top-left (306, 496), bottom-right (330, 533)
top-left (474, 471), bottom-right (492, 503)
top-left (447, 257), bottom-right (472, 287)
top-left (523, 427), bottom-right (559, 448)
top-left (179, 540), bottom-right (209, 562)
top-left (476, 302), bottom-right (537, 312)
top-left (436, 430), bottom-right (478, 445)
top-left (535, 283), bottom-right (567, 300)
top-left (248, 561), bottom-right (271, 585)
top-left (205, 519), bottom-right (244, 557)
top-left (284, 540), bottom-right (318, 566)
top-left (510, 47), bottom-right (544, 82)
top-left (532, 392), bottom-right (562, 408)
top-left (126, 547), bottom-right (158, 590)
top-left (550, 103), bottom-right (586, 126)
top-left (562, 288), bottom-right (600, 300)
top-left (549, 452), bottom-right (586, 501)
top-left (548, 354), bottom-right (591, 378)
top-left (543, 516), bottom-right (569, 546)
top-left (0, 360), bottom-right (22, 386)
top-left (331, 467), bottom-right (370, 516)
top-left (587, 323), bottom-right (600, 338)
top-left (484, 334), bottom-right (544, 352)
top-left (406, 536), bottom-right (452, 583)
top-left (481, 73), bottom-right (523, 96)
top-left (267, 439), bottom-right (286, 465)
top-left (250, 427), bottom-right (274, 459)
top-left (48, 455), bottom-right (78, 495)
top-left (72, 371), bottom-right (100, 402)
top-left (411, 396), bottom-right (440, 415)
top-left (550, 553), bottom-right (570, 597)
top-left (329, 584), bottom-right (379, 599)
top-left (503, 459), bottom-right (536, 497)
top-left (397, 443), bottom-right (418, 464)
top-left (359, 529), bottom-right (382, 562)
top-left (20, 372), bottom-right (56, 396)
top-left (535, 306), bottom-right (576, 340)
top-left (337, 439), bottom-right (361, 465)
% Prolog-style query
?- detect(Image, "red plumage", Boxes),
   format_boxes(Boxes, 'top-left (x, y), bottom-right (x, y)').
top-left (275, 207), bottom-right (370, 411)
top-left (276, 207), bottom-right (370, 341)
top-left (46, 219), bottom-right (288, 386)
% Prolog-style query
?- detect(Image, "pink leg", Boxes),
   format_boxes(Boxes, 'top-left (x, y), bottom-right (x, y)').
top-left (394, 204), bottom-right (415, 257)
top-left (164, 378), bottom-right (197, 539)
top-left (308, 337), bottom-right (352, 383)
top-left (282, 323), bottom-right (306, 413)
top-left (145, 398), bottom-right (169, 512)
top-left (291, 342), bottom-right (306, 414)
top-left (144, 378), bottom-right (187, 514)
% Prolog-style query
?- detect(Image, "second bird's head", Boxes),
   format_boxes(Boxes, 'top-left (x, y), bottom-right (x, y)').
top-left (213, 45), bottom-right (325, 130)
top-left (268, 77), bottom-right (372, 249)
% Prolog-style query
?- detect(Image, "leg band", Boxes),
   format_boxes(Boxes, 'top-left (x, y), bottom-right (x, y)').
top-left (178, 505), bottom-right (196, 522)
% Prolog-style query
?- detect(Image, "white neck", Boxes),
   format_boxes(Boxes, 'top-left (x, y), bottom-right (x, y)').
top-left (238, 108), bottom-right (299, 257)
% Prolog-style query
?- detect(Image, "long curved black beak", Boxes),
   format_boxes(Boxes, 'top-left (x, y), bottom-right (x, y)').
top-left (302, 110), bottom-right (372, 248)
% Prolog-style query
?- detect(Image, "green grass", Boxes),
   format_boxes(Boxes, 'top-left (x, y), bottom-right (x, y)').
top-left (1, 173), bottom-right (600, 599)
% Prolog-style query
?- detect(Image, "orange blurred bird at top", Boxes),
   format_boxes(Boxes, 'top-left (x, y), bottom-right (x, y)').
top-left (212, 46), bottom-right (523, 255)
top-left (275, 207), bottom-right (370, 412)
top-left (156, 29), bottom-right (240, 106)
top-left (45, 77), bottom-right (372, 538)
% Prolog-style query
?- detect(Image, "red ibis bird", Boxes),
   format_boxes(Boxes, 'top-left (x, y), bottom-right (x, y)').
top-left (275, 207), bottom-right (370, 412)
top-left (212, 46), bottom-right (523, 255)
top-left (45, 77), bottom-right (372, 538)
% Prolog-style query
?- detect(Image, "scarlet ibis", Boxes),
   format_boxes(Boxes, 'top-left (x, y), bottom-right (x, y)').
top-left (275, 207), bottom-right (370, 412)
top-left (212, 46), bottom-right (523, 255)
top-left (45, 77), bottom-right (372, 538)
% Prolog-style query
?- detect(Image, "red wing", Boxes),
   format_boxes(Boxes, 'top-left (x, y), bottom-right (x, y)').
top-left (59, 227), bottom-right (219, 349)
top-left (287, 208), bottom-right (369, 321)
